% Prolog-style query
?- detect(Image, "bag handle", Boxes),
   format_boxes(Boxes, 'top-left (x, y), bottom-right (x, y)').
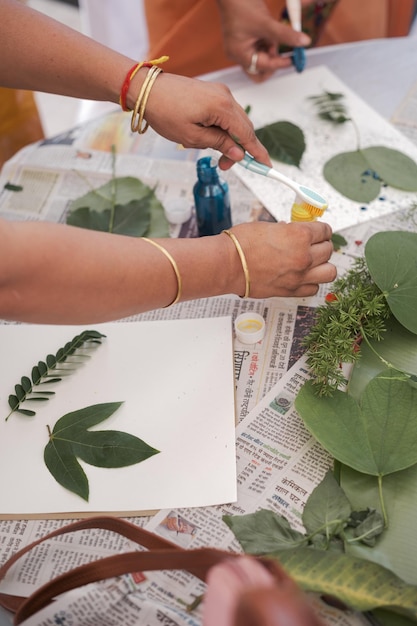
top-left (0, 516), bottom-right (235, 624)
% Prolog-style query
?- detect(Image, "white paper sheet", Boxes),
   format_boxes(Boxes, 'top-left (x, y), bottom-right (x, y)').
top-left (0, 317), bottom-right (237, 516)
top-left (231, 65), bottom-right (417, 231)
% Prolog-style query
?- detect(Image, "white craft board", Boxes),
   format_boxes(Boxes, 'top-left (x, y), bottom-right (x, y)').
top-left (0, 317), bottom-right (237, 518)
top-left (231, 65), bottom-right (417, 231)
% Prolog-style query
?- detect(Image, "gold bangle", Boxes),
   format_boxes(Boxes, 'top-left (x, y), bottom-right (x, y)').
top-left (131, 66), bottom-right (163, 134)
top-left (223, 229), bottom-right (250, 299)
top-left (142, 238), bottom-right (182, 307)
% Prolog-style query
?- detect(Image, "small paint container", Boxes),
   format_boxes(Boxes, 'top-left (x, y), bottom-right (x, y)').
top-left (234, 312), bottom-right (265, 344)
top-left (164, 198), bottom-right (192, 224)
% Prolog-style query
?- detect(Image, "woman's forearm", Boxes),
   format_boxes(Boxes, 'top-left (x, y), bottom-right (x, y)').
top-left (0, 218), bottom-right (335, 324)
top-left (0, 220), bottom-right (240, 323)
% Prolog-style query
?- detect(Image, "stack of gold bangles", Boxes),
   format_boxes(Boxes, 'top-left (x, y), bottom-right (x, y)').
top-left (131, 65), bottom-right (164, 134)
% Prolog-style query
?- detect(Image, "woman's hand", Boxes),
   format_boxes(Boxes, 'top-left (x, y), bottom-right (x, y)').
top-left (221, 220), bottom-right (336, 298)
top-left (140, 72), bottom-right (271, 170)
top-left (216, 0), bottom-right (312, 82)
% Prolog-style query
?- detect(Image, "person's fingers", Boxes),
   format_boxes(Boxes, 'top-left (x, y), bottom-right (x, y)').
top-left (303, 261), bottom-right (337, 285)
top-left (305, 221), bottom-right (333, 245)
top-left (265, 21), bottom-right (311, 49)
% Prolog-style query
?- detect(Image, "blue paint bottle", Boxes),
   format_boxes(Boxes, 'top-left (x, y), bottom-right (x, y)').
top-left (193, 157), bottom-right (232, 236)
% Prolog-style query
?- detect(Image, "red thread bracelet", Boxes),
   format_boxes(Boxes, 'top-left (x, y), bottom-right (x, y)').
top-left (119, 62), bottom-right (152, 112)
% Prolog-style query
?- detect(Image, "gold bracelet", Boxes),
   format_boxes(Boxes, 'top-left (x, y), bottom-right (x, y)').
top-left (223, 229), bottom-right (250, 299)
top-left (142, 238), bottom-right (182, 307)
top-left (131, 66), bottom-right (163, 134)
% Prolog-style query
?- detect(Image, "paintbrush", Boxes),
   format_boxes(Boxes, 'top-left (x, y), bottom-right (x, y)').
top-left (286, 0), bottom-right (306, 72)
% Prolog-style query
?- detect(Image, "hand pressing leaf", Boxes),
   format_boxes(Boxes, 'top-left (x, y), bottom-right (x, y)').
top-left (44, 402), bottom-right (160, 501)
top-left (255, 121), bottom-right (305, 167)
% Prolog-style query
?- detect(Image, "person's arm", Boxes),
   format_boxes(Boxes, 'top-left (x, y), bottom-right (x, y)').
top-left (216, 0), bottom-right (313, 82)
top-left (0, 0), bottom-right (268, 169)
top-left (0, 218), bottom-right (335, 324)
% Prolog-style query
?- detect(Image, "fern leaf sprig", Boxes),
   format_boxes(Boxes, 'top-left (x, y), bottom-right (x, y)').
top-left (304, 258), bottom-right (391, 396)
top-left (6, 329), bottom-right (105, 420)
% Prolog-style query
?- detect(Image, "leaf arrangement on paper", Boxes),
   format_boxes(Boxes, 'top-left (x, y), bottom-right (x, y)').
top-left (309, 91), bottom-right (417, 202)
top-left (66, 146), bottom-right (169, 238)
top-left (6, 329), bottom-right (160, 501)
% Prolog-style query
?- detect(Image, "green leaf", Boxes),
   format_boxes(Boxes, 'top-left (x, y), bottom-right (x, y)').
top-left (255, 121), bottom-right (306, 167)
top-left (44, 439), bottom-right (89, 501)
top-left (6, 329), bottom-right (106, 420)
top-left (45, 402), bottom-right (160, 500)
top-left (341, 463), bottom-right (417, 586)
top-left (349, 316), bottom-right (417, 400)
top-left (223, 509), bottom-right (306, 554)
top-left (67, 177), bottom-right (169, 238)
top-left (331, 233), bottom-right (347, 251)
top-left (365, 231), bottom-right (417, 334)
top-left (302, 470), bottom-right (351, 537)
top-left (362, 147), bottom-right (417, 192)
top-left (323, 150), bottom-right (382, 202)
top-left (295, 370), bottom-right (417, 477)
top-left (4, 182), bottom-right (23, 192)
top-left (271, 547), bottom-right (417, 620)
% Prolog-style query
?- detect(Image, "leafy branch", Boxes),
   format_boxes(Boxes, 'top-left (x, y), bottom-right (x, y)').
top-left (309, 90), bottom-right (361, 149)
top-left (6, 329), bottom-right (105, 420)
top-left (303, 257), bottom-right (391, 396)
top-left (223, 472), bottom-right (417, 622)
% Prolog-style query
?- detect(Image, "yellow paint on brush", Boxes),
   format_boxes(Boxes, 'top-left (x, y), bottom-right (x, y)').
top-left (291, 195), bottom-right (328, 222)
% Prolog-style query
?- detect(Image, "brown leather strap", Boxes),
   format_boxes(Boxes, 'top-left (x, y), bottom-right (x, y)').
top-left (15, 547), bottom-right (235, 625)
top-left (0, 516), bottom-right (198, 614)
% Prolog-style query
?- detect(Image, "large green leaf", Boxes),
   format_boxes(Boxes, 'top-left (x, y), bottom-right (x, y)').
top-left (341, 463), bottom-right (417, 587)
top-left (365, 231), bottom-right (417, 334)
top-left (349, 316), bottom-right (417, 400)
top-left (44, 402), bottom-right (160, 500)
top-left (361, 147), bottom-right (417, 191)
top-left (295, 371), bottom-right (417, 477)
top-left (255, 121), bottom-right (305, 167)
top-left (323, 150), bottom-right (381, 202)
top-left (271, 547), bottom-right (417, 620)
top-left (67, 176), bottom-right (169, 237)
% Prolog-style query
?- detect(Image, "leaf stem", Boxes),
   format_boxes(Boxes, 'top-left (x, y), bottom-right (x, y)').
top-left (108, 144), bottom-right (117, 233)
top-left (359, 324), bottom-right (392, 369)
top-left (378, 474), bottom-right (388, 528)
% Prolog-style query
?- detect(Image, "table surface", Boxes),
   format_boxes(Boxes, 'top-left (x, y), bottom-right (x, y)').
top-left (0, 34), bottom-right (416, 625)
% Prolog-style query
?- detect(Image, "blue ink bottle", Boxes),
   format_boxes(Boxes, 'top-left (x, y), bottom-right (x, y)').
top-left (193, 156), bottom-right (232, 236)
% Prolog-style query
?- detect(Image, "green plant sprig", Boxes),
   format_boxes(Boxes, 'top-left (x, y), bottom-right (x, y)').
top-left (6, 329), bottom-right (105, 420)
top-left (304, 257), bottom-right (391, 396)
top-left (309, 90), bottom-right (361, 150)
